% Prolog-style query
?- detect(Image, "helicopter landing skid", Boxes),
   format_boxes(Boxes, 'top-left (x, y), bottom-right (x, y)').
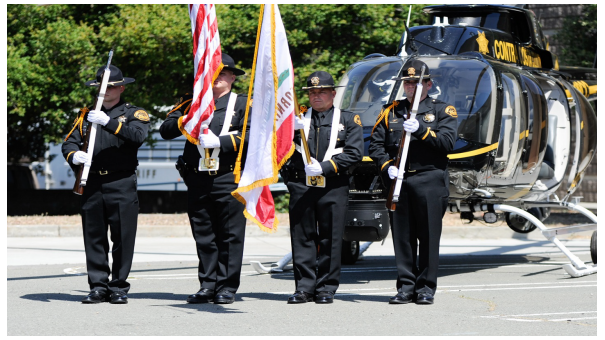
top-left (462, 203), bottom-right (597, 277)
top-left (250, 242), bottom-right (375, 274)
top-left (250, 252), bottom-right (293, 274)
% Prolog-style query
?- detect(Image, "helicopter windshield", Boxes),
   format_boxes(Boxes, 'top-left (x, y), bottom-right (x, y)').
top-left (336, 56), bottom-right (499, 146)
top-left (337, 58), bottom-right (403, 127)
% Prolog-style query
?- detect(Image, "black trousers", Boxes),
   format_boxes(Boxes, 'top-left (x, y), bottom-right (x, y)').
top-left (80, 171), bottom-right (138, 294)
top-left (391, 169), bottom-right (449, 295)
top-left (287, 176), bottom-right (349, 294)
top-left (185, 170), bottom-right (246, 294)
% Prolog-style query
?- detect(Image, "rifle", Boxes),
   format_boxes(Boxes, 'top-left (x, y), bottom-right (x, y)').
top-left (386, 65), bottom-right (426, 211)
top-left (293, 94), bottom-right (324, 187)
top-left (73, 49), bottom-right (114, 195)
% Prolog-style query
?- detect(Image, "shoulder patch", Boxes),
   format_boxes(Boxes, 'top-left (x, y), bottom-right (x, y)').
top-left (134, 110), bottom-right (150, 122)
top-left (445, 105), bottom-right (458, 118)
top-left (354, 115), bottom-right (362, 127)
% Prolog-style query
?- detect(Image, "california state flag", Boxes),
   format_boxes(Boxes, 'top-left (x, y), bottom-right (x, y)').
top-left (232, 4), bottom-right (295, 233)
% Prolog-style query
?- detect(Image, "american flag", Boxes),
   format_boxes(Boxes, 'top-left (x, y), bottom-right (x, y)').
top-left (179, 4), bottom-right (223, 144)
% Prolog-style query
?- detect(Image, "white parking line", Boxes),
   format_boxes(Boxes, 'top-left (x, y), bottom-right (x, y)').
top-left (480, 311), bottom-right (597, 323)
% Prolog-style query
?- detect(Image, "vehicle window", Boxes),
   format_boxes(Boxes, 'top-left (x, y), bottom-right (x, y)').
top-left (424, 58), bottom-right (499, 145)
top-left (337, 59), bottom-right (402, 127)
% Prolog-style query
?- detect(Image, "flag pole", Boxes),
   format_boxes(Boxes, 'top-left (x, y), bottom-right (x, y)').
top-left (234, 4), bottom-right (265, 183)
top-left (292, 93), bottom-right (313, 164)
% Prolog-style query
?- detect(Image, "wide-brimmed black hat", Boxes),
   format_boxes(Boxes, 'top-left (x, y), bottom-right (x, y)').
top-left (302, 71), bottom-right (344, 90)
top-left (221, 54), bottom-right (245, 76)
top-left (395, 59), bottom-right (431, 81)
top-left (85, 65), bottom-right (135, 87)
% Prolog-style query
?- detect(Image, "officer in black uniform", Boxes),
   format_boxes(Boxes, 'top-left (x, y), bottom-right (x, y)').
top-left (62, 65), bottom-right (150, 304)
top-left (159, 54), bottom-right (249, 305)
top-left (284, 71), bottom-right (364, 304)
top-left (369, 59), bottom-right (458, 305)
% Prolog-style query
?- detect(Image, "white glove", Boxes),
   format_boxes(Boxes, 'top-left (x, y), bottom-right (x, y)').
top-left (388, 166), bottom-right (398, 179)
top-left (304, 158), bottom-right (323, 176)
top-left (403, 118), bottom-right (419, 133)
top-left (87, 110), bottom-right (110, 126)
top-left (199, 129), bottom-right (220, 148)
top-left (72, 151), bottom-right (91, 165)
top-left (294, 116), bottom-right (305, 130)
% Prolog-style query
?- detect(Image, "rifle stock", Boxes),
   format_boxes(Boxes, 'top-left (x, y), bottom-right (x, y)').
top-left (385, 65), bottom-right (426, 211)
top-left (72, 121), bottom-right (93, 195)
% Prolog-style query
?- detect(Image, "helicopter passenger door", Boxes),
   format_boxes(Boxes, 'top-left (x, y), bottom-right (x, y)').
top-left (520, 75), bottom-right (548, 173)
top-left (494, 72), bottom-right (523, 177)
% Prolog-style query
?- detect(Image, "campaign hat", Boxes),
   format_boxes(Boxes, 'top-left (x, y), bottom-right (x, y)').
top-left (302, 71), bottom-right (343, 90)
top-left (221, 53), bottom-right (245, 76)
top-left (395, 59), bottom-right (431, 81)
top-left (85, 65), bottom-right (135, 87)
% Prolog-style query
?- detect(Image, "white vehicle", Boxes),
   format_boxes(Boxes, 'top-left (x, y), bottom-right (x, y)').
top-left (33, 131), bottom-right (287, 192)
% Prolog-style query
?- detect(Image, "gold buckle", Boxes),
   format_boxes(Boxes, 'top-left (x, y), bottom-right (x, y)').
top-left (208, 170), bottom-right (218, 176)
top-left (99, 170), bottom-right (109, 175)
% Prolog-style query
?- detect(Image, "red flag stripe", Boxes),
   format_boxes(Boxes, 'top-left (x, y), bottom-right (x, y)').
top-left (182, 4), bottom-right (221, 142)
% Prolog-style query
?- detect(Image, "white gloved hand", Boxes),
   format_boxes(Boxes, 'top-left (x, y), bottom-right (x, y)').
top-left (87, 110), bottom-right (110, 126)
top-left (72, 151), bottom-right (91, 165)
top-left (304, 158), bottom-right (323, 176)
top-left (199, 129), bottom-right (221, 148)
top-left (294, 116), bottom-right (305, 130)
top-left (403, 118), bottom-right (419, 133)
top-left (388, 166), bottom-right (398, 179)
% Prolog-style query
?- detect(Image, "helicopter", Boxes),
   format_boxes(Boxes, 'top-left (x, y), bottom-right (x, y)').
top-left (250, 4), bottom-right (597, 277)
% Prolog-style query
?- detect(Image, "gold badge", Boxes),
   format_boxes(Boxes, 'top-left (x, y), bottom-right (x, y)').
top-left (408, 67), bottom-right (416, 77)
top-left (134, 110), bottom-right (150, 122)
top-left (311, 77), bottom-right (320, 86)
top-left (118, 115), bottom-right (127, 123)
top-left (354, 115), bottom-right (362, 127)
top-left (445, 105), bottom-right (458, 118)
top-left (423, 114), bottom-right (435, 123)
top-left (476, 31), bottom-right (490, 55)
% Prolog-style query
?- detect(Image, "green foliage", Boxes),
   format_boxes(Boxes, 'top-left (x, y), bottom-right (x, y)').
top-left (554, 4), bottom-right (596, 68)
top-left (273, 193), bottom-right (290, 213)
top-left (7, 4), bottom-right (429, 161)
top-left (217, 4), bottom-right (429, 105)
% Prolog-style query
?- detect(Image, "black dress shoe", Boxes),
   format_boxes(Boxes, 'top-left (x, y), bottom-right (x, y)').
top-left (81, 290), bottom-right (108, 304)
top-left (415, 292), bottom-right (434, 305)
top-left (187, 288), bottom-right (215, 304)
top-left (109, 291), bottom-right (128, 304)
top-left (213, 290), bottom-right (235, 304)
top-left (287, 291), bottom-right (314, 304)
top-left (314, 291), bottom-right (334, 304)
top-left (389, 292), bottom-right (413, 304)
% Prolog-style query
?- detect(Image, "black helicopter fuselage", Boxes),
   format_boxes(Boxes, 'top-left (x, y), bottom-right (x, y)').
top-left (337, 4), bottom-right (597, 208)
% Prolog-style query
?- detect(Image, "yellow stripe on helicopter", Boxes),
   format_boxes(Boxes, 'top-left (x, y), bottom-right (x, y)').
top-left (447, 142), bottom-right (499, 159)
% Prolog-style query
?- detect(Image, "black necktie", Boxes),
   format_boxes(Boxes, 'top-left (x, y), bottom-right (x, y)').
top-left (309, 113), bottom-right (321, 159)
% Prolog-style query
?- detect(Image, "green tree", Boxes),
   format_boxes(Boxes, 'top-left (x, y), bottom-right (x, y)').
top-left (217, 4), bottom-right (429, 103)
top-left (554, 4), bottom-right (597, 68)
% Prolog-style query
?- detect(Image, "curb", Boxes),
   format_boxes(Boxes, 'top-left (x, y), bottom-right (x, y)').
top-left (6, 224), bottom-right (593, 240)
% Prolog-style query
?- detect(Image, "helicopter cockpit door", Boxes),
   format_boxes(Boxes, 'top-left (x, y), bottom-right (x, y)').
top-left (519, 75), bottom-right (548, 174)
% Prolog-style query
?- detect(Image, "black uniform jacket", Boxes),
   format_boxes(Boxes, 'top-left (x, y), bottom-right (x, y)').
top-left (62, 99), bottom-right (150, 172)
top-left (290, 106), bottom-right (364, 177)
top-left (159, 92), bottom-right (249, 172)
top-left (369, 97), bottom-right (458, 176)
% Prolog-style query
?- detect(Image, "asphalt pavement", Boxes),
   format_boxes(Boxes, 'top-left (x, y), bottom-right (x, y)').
top-left (5, 220), bottom-right (597, 336)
